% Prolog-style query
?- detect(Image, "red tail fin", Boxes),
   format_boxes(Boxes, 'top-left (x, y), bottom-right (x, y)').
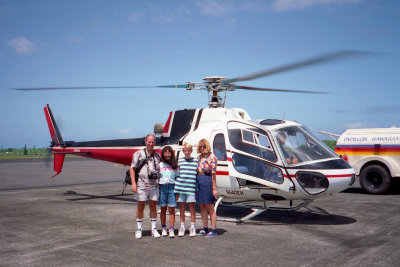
top-left (44, 104), bottom-right (65, 177)
top-left (51, 154), bottom-right (65, 178)
top-left (43, 104), bottom-right (63, 145)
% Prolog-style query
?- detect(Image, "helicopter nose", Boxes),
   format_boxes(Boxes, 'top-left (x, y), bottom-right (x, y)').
top-left (295, 171), bottom-right (354, 195)
top-left (296, 172), bottom-right (329, 195)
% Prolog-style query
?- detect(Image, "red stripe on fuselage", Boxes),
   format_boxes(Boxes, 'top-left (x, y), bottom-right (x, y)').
top-left (52, 147), bottom-right (163, 166)
top-left (283, 173), bottom-right (352, 179)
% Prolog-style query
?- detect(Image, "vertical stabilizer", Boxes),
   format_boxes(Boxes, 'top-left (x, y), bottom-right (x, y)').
top-left (44, 104), bottom-right (65, 177)
top-left (43, 104), bottom-right (63, 145)
top-left (52, 154), bottom-right (65, 178)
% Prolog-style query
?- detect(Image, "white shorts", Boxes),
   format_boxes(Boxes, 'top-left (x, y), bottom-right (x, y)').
top-left (135, 187), bottom-right (159, 202)
top-left (177, 193), bottom-right (196, 203)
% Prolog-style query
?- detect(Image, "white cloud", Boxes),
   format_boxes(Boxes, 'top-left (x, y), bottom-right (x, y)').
top-left (129, 4), bottom-right (175, 24)
top-left (65, 35), bottom-right (84, 43)
top-left (115, 128), bottom-right (132, 135)
top-left (196, 0), bottom-right (261, 17)
top-left (129, 11), bottom-right (145, 23)
top-left (7, 37), bottom-right (37, 54)
top-left (224, 17), bottom-right (237, 27)
top-left (197, 0), bottom-right (237, 17)
top-left (343, 122), bottom-right (369, 129)
top-left (151, 14), bottom-right (174, 23)
top-left (362, 106), bottom-right (400, 114)
top-left (271, 0), bottom-right (363, 12)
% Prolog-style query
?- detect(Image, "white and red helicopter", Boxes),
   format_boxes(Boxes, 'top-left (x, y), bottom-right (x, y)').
top-left (18, 51), bottom-right (362, 222)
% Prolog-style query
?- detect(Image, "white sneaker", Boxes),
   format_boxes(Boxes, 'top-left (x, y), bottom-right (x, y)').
top-left (152, 229), bottom-right (161, 238)
top-left (190, 227), bottom-right (196, 237)
top-left (178, 226), bottom-right (185, 237)
top-left (161, 227), bottom-right (168, 237)
top-left (169, 228), bottom-right (175, 238)
top-left (135, 230), bottom-right (142, 239)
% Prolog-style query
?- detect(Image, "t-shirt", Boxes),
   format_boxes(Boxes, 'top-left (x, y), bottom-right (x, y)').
top-left (159, 162), bottom-right (177, 184)
top-left (131, 149), bottom-right (160, 190)
top-left (174, 157), bottom-right (198, 196)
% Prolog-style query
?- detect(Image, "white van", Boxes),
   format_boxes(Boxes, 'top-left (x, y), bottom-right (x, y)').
top-left (335, 127), bottom-right (400, 194)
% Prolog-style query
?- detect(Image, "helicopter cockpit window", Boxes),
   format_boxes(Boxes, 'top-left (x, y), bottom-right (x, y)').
top-left (213, 134), bottom-right (227, 161)
top-left (228, 122), bottom-right (277, 162)
top-left (273, 126), bottom-right (338, 166)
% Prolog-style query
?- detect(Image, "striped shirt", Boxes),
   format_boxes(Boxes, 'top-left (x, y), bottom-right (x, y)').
top-left (174, 157), bottom-right (198, 196)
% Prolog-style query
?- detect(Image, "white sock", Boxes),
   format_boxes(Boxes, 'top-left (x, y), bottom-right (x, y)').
top-left (181, 222), bottom-right (185, 228)
top-left (191, 222), bottom-right (195, 229)
top-left (136, 219), bottom-right (143, 230)
top-left (150, 218), bottom-right (157, 230)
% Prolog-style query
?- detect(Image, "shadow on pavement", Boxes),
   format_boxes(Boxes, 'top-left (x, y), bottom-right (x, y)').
top-left (216, 205), bottom-right (356, 226)
top-left (63, 190), bottom-right (136, 203)
top-left (63, 190), bottom-right (356, 226)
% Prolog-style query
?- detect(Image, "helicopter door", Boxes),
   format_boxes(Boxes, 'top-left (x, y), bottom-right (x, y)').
top-left (227, 121), bottom-right (292, 192)
top-left (210, 131), bottom-right (239, 189)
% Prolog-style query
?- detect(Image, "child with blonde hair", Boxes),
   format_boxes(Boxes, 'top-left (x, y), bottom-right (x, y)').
top-left (174, 143), bottom-right (198, 237)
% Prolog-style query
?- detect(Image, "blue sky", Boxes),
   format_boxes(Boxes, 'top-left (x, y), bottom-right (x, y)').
top-left (1, 0), bottom-right (399, 148)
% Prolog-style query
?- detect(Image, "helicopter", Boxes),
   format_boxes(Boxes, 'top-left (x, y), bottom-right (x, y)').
top-left (18, 51), bottom-right (363, 222)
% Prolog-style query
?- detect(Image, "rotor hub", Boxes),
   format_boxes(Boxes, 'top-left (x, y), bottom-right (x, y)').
top-left (202, 76), bottom-right (227, 83)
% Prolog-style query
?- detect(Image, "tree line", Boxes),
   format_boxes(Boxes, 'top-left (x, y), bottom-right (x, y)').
top-left (0, 146), bottom-right (47, 156)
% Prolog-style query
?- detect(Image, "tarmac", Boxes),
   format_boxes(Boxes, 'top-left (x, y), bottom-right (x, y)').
top-left (1, 158), bottom-right (400, 266)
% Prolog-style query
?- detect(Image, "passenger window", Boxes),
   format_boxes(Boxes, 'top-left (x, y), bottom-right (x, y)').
top-left (232, 153), bottom-right (283, 184)
top-left (242, 130), bottom-right (254, 144)
top-left (213, 134), bottom-right (227, 161)
top-left (228, 122), bottom-right (277, 162)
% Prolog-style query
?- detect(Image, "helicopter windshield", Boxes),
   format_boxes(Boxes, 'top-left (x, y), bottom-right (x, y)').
top-left (273, 126), bottom-right (338, 166)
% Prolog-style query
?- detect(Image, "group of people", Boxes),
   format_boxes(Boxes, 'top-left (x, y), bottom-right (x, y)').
top-left (130, 134), bottom-right (218, 239)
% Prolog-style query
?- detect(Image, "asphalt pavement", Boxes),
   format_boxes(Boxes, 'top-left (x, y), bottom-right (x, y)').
top-left (1, 158), bottom-right (400, 266)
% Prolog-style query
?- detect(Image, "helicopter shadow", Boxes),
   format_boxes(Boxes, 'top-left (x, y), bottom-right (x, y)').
top-left (63, 190), bottom-right (137, 203)
top-left (62, 191), bottom-right (356, 226)
top-left (214, 205), bottom-right (357, 226)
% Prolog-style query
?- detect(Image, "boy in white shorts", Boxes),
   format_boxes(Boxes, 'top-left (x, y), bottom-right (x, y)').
top-left (174, 143), bottom-right (198, 237)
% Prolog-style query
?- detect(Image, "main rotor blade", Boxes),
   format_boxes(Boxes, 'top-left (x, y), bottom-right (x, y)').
top-left (13, 84), bottom-right (187, 91)
top-left (234, 85), bottom-right (329, 94)
top-left (224, 50), bottom-right (372, 84)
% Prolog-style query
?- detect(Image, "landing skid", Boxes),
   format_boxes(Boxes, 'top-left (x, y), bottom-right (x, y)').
top-left (214, 197), bottom-right (313, 223)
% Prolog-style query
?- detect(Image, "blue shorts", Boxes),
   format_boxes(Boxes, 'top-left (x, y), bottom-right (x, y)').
top-left (177, 193), bottom-right (196, 203)
top-left (159, 183), bottom-right (176, 207)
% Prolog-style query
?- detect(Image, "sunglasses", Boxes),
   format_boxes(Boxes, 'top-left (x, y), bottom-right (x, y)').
top-left (199, 145), bottom-right (206, 149)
